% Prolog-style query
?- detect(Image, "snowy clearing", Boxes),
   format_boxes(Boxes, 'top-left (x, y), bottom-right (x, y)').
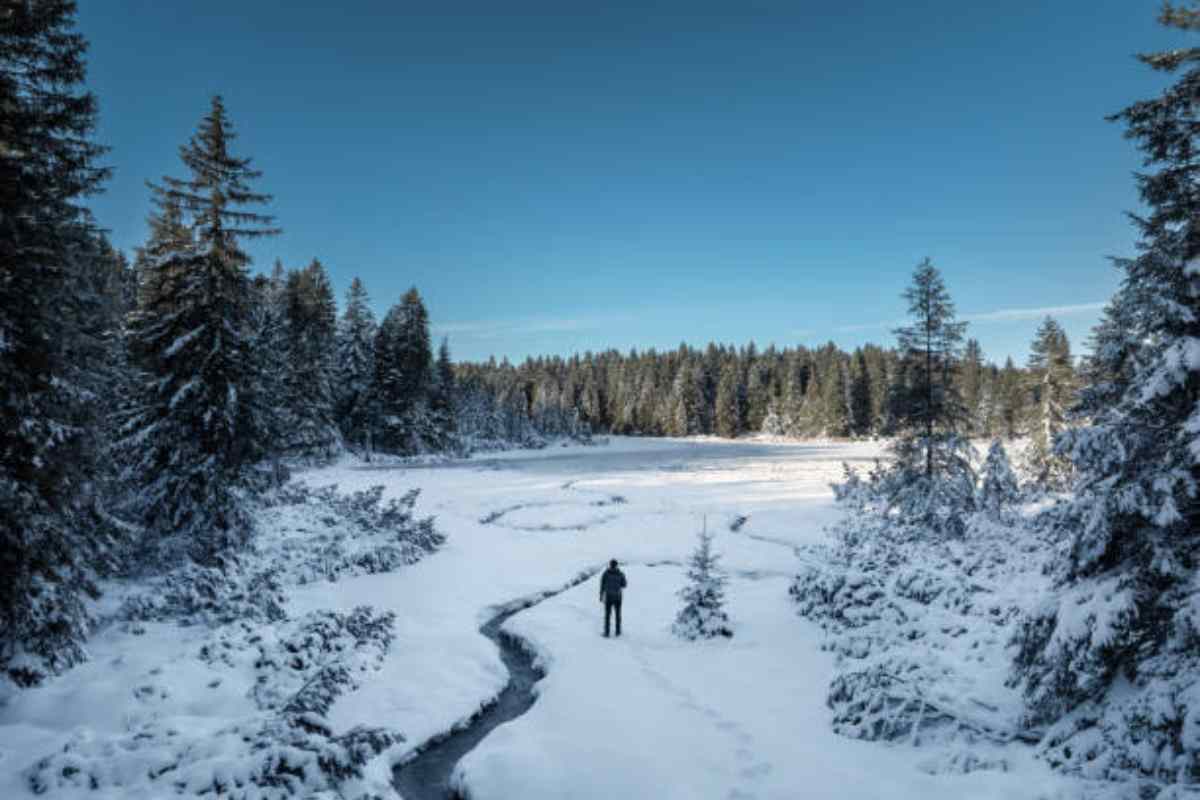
top-left (2, 437), bottom-right (1085, 798)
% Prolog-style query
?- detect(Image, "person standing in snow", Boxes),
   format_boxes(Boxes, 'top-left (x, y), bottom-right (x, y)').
top-left (600, 559), bottom-right (627, 637)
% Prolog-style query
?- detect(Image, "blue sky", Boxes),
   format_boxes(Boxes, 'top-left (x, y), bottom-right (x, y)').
top-left (78, 1), bottom-right (1183, 365)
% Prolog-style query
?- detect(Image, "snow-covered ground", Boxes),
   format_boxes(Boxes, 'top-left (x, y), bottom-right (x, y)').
top-left (0, 437), bottom-right (1083, 798)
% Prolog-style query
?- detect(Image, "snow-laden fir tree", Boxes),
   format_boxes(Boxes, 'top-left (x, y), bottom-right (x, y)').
top-left (879, 259), bottom-right (975, 532)
top-left (1023, 317), bottom-right (1076, 490)
top-left (372, 287), bottom-right (442, 453)
top-left (673, 524), bottom-right (733, 640)
top-left (0, 0), bottom-right (116, 683)
top-left (715, 360), bottom-right (744, 438)
top-left (960, 338), bottom-right (986, 435)
top-left (429, 337), bottom-right (458, 447)
top-left (1010, 4), bottom-right (1200, 783)
top-left (280, 259), bottom-right (341, 461)
top-left (120, 96), bottom-right (278, 565)
top-left (977, 440), bottom-right (1021, 521)
top-left (334, 276), bottom-right (377, 453)
top-left (242, 260), bottom-right (290, 472)
top-left (670, 361), bottom-right (703, 436)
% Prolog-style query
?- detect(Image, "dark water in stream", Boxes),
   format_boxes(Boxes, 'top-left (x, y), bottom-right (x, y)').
top-left (392, 568), bottom-right (603, 800)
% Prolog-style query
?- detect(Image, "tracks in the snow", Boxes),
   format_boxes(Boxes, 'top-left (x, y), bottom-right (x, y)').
top-left (477, 479), bottom-right (627, 532)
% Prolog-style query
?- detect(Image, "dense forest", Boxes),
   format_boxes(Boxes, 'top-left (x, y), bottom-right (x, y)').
top-left (458, 317), bottom-right (1075, 447)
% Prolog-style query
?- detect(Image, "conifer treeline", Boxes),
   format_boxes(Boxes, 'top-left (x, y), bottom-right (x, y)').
top-left (457, 316), bottom-right (1077, 446)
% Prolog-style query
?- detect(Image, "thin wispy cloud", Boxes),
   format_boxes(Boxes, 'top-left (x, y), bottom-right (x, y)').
top-left (433, 314), bottom-right (627, 340)
top-left (803, 301), bottom-right (1108, 339)
top-left (960, 302), bottom-right (1107, 323)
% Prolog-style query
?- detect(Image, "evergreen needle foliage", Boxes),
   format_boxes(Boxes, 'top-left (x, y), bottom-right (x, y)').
top-left (673, 524), bottom-right (733, 640)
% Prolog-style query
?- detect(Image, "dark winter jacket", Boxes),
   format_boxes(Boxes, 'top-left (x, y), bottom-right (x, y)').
top-left (600, 566), bottom-right (627, 603)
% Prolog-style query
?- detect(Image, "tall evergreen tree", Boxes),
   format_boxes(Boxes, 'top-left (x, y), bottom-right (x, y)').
top-left (0, 0), bottom-right (114, 682)
top-left (1012, 7), bottom-right (1200, 780)
top-left (891, 259), bottom-right (971, 478)
top-left (280, 258), bottom-right (340, 460)
top-left (1024, 317), bottom-right (1075, 489)
top-left (995, 356), bottom-right (1024, 439)
top-left (883, 259), bottom-right (975, 529)
top-left (121, 96), bottom-right (278, 564)
top-left (960, 338), bottom-right (986, 434)
top-left (714, 360), bottom-right (744, 438)
top-left (669, 361), bottom-right (703, 436)
top-left (372, 288), bottom-right (437, 453)
top-left (335, 276), bottom-right (377, 451)
top-left (430, 337), bottom-right (457, 443)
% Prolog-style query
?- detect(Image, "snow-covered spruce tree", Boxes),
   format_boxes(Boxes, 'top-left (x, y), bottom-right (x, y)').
top-left (334, 276), bottom-right (378, 453)
top-left (242, 260), bottom-right (290, 474)
top-left (1010, 5), bottom-right (1200, 785)
top-left (715, 360), bottom-right (744, 438)
top-left (673, 526), bottom-right (733, 640)
top-left (669, 361), bottom-right (703, 436)
top-left (1024, 317), bottom-right (1076, 490)
top-left (280, 259), bottom-right (341, 461)
top-left (121, 96), bottom-right (279, 565)
top-left (821, 356), bottom-right (852, 437)
top-left (0, 0), bottom-right (117, 684)
top-left (960, 338), bottom-right (986, 435)
top-left (429, 337), bottom-right (458, 449)
top-left (880, 259), bottom-right (975, 534)
top-left (372, 287), bottom-right (440, 453)
top-left (977, 440), bottom-right (1021, 521)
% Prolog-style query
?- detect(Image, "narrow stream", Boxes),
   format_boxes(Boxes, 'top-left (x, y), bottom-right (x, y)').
top-left (392, 567), bottom-right (603, 800)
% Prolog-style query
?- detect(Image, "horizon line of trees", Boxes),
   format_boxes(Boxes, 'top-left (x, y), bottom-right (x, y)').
top-left (458, 316), bottom-right (1077, 451)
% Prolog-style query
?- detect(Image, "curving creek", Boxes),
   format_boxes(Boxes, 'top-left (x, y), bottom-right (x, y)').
top-left (391, 567), bottom-right (604, 800)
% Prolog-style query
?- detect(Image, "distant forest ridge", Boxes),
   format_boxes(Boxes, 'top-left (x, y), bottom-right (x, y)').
top-left (455, 319), bottom-right (1075, 442)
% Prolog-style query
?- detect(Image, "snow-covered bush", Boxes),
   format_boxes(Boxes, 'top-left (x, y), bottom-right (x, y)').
top-left (792, 459), bottom-right (1046, 754)
top-left (27, 606), bottom-right (401, 798)
top-left (119, 557), bottom-right (287, 626)
top-left (977, 440), bottom-right (1021, 521)
top-left (673, 527), bottom-right (733, 640)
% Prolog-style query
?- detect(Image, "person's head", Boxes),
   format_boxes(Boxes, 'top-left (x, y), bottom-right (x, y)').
top-left (609, 559), bottom-right (618, 569)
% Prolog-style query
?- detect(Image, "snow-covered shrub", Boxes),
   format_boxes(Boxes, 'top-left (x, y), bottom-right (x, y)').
top-left (255, 483), bottom-right (443, 585)
top-left (673, 528), bottom-right (733, 640)
top-left (119, 556), bottom-right (287, 626)
top-left (793, 458), bottom-right (1049, 750)
top-left (27, 606), bottom-right (400, 798)
top-left (978, 440), bottom-right (1021, 520)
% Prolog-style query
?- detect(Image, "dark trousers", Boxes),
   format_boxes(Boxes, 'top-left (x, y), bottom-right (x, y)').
top-left (604, 599), bottom-right (622, 636)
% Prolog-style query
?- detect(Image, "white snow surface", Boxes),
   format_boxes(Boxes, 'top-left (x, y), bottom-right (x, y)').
top-left (0, 436), bottom-right (1087, 798)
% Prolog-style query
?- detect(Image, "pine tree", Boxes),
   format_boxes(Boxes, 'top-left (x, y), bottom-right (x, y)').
top-left (715, 361), bottom-right (743, 438)
top-left (960, 338), bottom-right (986, 435)
top-left (995, 357), bottom-right (1024, 439)
top-left (372, 288), bottom-right (435, 453)
top-left (821, 356), bottom-right (851, 437)
top-left (1024, 317), bottom-right (1075, 489)
top-left (669, 361), bottom-right (702, 436)
top-left (1011, 6), bottom-right (1200, 780)
top-left (430, 337), bottom-right (457, 443)
top-left (884, 259), bottom-right (975, 529)
top-left (244, 261), bottom-right (289, 470)
top-left (280, 259), bottom-right (340, 460)
top-left (335, 276), bottom-right (377, 452)
top-left (849, 350), bottom-right (874, 437)
top-left (0, 0), bottom-right (114, 683)
top-left (977, 440), bottom-right (1020, 521)
top-left (121, 96), bottom-right (278, 564)
top-left (672, 523), bottom-right (733, 640)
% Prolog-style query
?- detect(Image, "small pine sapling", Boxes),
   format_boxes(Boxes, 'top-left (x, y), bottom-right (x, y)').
top-left (673, 520), bottom-right (733, 640)
top-left (977, 439), bottom-right (1021, 520)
